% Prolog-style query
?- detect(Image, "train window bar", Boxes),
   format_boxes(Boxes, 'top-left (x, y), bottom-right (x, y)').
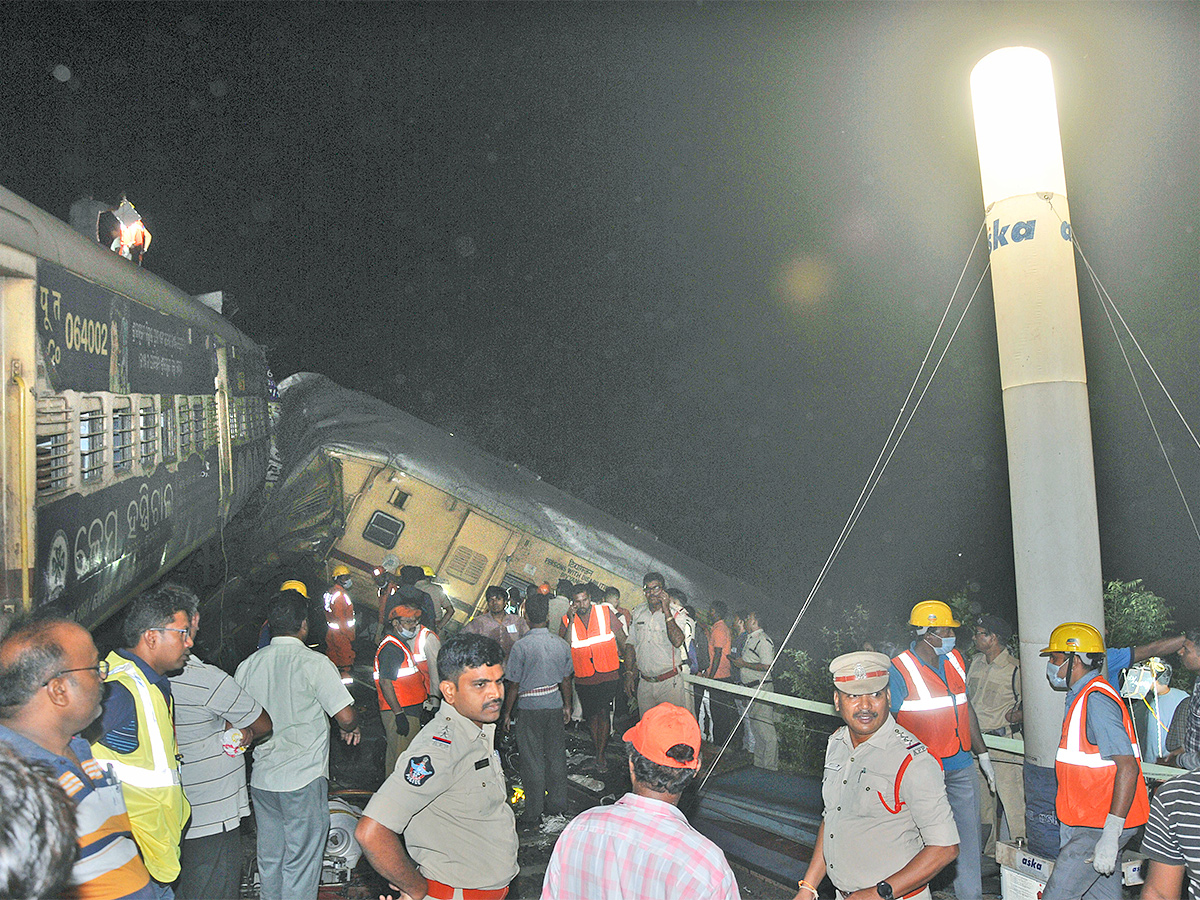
top-left (139, 399), bottom-right (157, 469)
top-left (79, 399), bottom-right (106, 484)
top-left (35, 397), bottom-right (72, 495)
top-left (178, 396), bottom-right (194, 457)
top-left (203, 397), bottom-right (217, 449)
top-left (191, 398), bottom-right (204, 453)
top-left (161, 401), bottom-right (178, 463)
top-left (112, 400), bottom-right (134, 474)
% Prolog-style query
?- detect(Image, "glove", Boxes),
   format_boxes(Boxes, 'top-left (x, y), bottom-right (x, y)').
top-left (1091, 813), bottom-right (1125, 876)
top-left (977, 751), bottom-right (997, 794)
top-left (394, 712), bottom-right (410, 736)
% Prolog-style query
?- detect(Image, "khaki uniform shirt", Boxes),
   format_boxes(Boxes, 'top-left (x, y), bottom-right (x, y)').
top-left (739, 629), bottom-right (775, 688)
top-left (821, 715), bottom-right (959, 896)
top-left (362, 701), bottom-right (518, 890)
top-left (966, 648), bottom-right (1020, 734)
top-left (628, 603), bottom-right (683, 678)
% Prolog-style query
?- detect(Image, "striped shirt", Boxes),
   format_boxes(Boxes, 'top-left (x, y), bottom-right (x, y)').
top-left (1142, 769), bottom-right (1200, 900)
top-left (541, 792), bottom-right (739, 900)
top-left (0, 726), bottom-right (154, 900)
top-left (169, 656), bottom-right (263, 838)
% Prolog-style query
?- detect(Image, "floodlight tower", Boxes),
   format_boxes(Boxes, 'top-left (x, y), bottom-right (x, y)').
top-left (970, 46), bottom-right (1106, 822)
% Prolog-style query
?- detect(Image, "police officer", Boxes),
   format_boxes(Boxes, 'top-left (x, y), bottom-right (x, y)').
top-left (356, 633), bottom-right (518, 900)
top-left (796, 651), bottom-right (959, 900)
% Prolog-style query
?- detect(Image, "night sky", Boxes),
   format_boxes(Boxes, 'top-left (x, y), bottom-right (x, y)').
top-left (4, 3), bottom-right (1198, 636)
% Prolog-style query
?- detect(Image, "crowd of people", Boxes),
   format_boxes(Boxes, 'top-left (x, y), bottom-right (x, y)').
top-left (3, 574), bottom-right (1200, 900)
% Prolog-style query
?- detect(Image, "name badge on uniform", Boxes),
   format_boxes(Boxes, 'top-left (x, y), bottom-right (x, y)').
top-left (507, 623), bottom-right (518, 633)
top-left (474, 758), bottom-right (490, 770)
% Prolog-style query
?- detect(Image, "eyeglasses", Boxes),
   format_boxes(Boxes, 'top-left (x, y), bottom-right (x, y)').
top-left (43, 659), bottom-right (109, 686)
top-left (643, 584), bottom-right (663, 593)
top-left (155, 627), bottom-right (192, 641)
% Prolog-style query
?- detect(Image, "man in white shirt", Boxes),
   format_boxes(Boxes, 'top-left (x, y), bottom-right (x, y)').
top-left (234, 589), bottom-right (360, 900)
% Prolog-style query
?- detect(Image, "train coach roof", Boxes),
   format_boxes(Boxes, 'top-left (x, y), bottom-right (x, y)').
top-left (0, 184), bottom-right (258, 349)
top-left (273, 372), bottom-right (765, 611)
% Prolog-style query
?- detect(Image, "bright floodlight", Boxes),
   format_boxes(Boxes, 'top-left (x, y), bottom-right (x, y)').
top-left (971, 47), bottom-right (1067, 208)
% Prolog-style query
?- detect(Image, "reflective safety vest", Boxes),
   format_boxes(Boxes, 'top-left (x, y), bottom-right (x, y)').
top-left (374, 634), bottom-right (428, 710)
top-left (892, 648), bottom-right (972, 761)
top-left (91, 652), bottom-right (190, 883)
top-left (564, 603), bottom-right (620, 678)
top-left (1055, 675), bottom-right (1150, 829)
top-left (324, 586), bottom-right (356, 634)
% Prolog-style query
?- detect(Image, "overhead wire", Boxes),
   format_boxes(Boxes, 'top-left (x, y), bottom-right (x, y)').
top-left (700, 220), bottom-right (992, 786)
top-left (1042, 197), bottom-right (1200, 550)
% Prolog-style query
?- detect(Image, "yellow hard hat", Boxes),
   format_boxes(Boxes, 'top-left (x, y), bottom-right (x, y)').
top-left (1040, 622), bottom-right (1104, 655)
top-left (421, 566), bottom-right (435, 579)
top-left (281, 579), bottom-right (309, 599)
top-left (909, 600), bottom-right (960, 628)
top-left (332, 564), bottom-right (351, 579)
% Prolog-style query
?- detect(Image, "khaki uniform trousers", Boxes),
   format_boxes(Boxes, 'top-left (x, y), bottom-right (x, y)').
top-left (977, 747), bottom-right (1026, 855)
top-left (382, 711), bottom-right (422, 777)
top-left (637, 671), bottom-right (693, 718)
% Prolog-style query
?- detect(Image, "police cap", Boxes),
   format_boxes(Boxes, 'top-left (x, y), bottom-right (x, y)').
top-left (829, 651), bottom-right (892, 695)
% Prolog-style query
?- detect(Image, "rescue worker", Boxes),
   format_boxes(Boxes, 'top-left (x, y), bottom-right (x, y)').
top-left (375, 603), bottom-right (441, 776)
top-left (796, 651), bottom-right (959, 900)
top-left (324, 565), bottom-right (357, 684)
top-left (559, 583), bottom-right (627, 772)
top-left (1039, 622), bottom-right (1149, 900)
top-left (355, 633), bottom-right (518, 899)
top-left (92, 586), bottom-right (194, 892)
top-left (258, 579), bottom-right (308, 649)
top-left (887, 600), bottom-right (994, 900)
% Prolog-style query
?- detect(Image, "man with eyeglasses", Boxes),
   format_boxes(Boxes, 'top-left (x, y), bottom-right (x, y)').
top-left (625, 572), bottom-right (692, 717)
top-left (0, 617), bottom-right (156, 899)
top-left (93, 586), bottom-right (196, 897)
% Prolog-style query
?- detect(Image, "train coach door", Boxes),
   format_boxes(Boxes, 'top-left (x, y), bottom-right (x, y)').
top-left (213, 344), bottom-right (233, 521)
top-left (440, 511), bottom-right (515, 617)
top-left (0, 257), bottom-right (37, 615)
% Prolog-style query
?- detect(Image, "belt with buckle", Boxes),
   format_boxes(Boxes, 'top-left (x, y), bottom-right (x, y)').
top-left (425, 879), bottom-right (509, 899)
top-left (641, 666), bottom-right (680, 683)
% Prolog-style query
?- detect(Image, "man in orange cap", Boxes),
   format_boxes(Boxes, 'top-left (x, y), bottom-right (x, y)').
top-left (542, 703), bottom-right (739, 899)
top-left (375, 603), bottom-right (441, 775)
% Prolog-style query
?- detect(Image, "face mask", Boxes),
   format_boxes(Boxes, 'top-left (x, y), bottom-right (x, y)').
top-left (1047, 658), bottom-right (1069, 689)
top-left (400, 628), bottom-right (416, 639)
top-left (933, 635), bottom-right (956, 656)
top-left (342, 579), bottom-right (353, 589)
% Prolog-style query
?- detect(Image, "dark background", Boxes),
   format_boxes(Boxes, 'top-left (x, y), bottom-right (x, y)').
top-left (4, 2), bottom-right (1198, 636)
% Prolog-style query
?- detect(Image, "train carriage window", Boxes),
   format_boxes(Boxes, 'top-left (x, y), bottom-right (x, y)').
top-left (138, 400), bottom-right (157, 468)
top-left (445, 545), bottom-right (489, 585)
top-left (79, 399), bottom-right (106, 483)
top-left (363, 510), bottom-right (404, 550)
top-left (112, 401), bottom-right (134, 474)
top-left (160, 402), bottom-right (177, 463)
top-left (35, 398), bottom-right (72, 495)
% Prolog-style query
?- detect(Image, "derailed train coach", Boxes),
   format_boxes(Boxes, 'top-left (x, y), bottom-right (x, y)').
top-left (256, 372), bottom-right (763, 626)
top-left (0, 185), bottom-right (272, 627)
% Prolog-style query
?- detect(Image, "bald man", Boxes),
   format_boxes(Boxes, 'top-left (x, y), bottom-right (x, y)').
top-left (0, 618), bottom-right (155, 899)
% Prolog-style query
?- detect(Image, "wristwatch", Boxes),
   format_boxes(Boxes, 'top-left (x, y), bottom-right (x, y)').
top-left (876, 881), bottom-right (894, 900)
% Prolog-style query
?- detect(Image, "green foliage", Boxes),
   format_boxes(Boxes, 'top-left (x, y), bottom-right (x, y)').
top-left (1103, 579), bottom-right (1174, 651)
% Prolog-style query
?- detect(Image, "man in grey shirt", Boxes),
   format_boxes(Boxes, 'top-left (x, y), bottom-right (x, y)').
top-left (501, 593), bottom-right (574, 832)
top-left (171, 602), bottom-right (272, 900)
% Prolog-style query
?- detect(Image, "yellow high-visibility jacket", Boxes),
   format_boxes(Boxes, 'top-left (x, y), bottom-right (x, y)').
top-left (92, 652), bottom-right (190, 883)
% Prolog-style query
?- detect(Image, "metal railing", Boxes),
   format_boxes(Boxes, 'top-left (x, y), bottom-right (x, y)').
top-left (685, 673), bottom-right (1183, 782)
